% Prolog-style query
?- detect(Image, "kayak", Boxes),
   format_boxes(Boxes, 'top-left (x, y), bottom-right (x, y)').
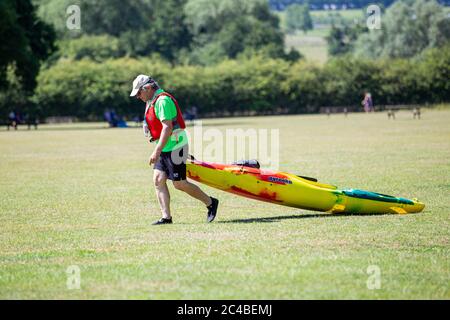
top-left (186, 158), bottom-right (425, 214)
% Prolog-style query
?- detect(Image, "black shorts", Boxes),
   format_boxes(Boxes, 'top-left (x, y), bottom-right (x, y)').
top-left (154, 145), bottom-right (188, 181)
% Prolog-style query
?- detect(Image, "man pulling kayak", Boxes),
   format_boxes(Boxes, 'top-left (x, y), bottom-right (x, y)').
top-left (130, 74), bottom-right (219, 225)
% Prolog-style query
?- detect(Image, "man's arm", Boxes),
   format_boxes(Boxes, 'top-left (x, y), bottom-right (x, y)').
top-left (156, 120), bottom-right (173, 153)
top-left (149, 120), bottom-right (173, 165)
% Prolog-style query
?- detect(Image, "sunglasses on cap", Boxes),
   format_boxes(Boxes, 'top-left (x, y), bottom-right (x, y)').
top-left (136, 78), bottom-right (157, 99)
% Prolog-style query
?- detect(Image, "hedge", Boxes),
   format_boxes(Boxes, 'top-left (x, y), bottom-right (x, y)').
top-left (33, 46), bottom-right (450, 119)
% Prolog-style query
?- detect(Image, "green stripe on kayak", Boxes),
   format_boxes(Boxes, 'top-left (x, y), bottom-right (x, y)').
top-left (342, 189), bottom-right (414, 205)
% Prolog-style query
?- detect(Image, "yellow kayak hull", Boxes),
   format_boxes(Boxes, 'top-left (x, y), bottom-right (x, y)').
top-left (186, 159), bottom-right (425, 214)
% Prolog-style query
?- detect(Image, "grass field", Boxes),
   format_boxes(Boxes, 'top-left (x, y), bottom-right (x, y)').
top-left (276, 9), bottom-right (363, 31)
top-left (277, 9), bottom-right (364, 64)
top-left (285, 32), bottom-right (328, 64)
top-left (1, 108), bottom-right (449, 299)
top-left (310, 9), bottom-right (363, 22)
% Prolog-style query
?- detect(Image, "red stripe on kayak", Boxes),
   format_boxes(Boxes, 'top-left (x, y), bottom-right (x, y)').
top-left (187, 170), bottom-right (201, 182)
top-left (190, 160), bottom-right (292, 185)
top-left (230, 186), bottom-right (282, 203)
top-left (239, 170), bottom-right (292, 185)
top-left (191, 160), bottom-right (228, 170)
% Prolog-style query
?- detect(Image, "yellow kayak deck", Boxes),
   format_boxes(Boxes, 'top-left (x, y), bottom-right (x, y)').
top-left (186, 159), bottom-right (425, 214)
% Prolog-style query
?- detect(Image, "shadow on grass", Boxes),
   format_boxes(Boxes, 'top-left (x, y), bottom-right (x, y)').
top-left (185, 121), bottom-right (254, 127)
top-left (219, 212), bottom-right (392, 224)
top-left (0, 125), bottom-right (143, 132)
top-left (28, 126), bottom-right (110, 131)
top-left (1, 121), bottom-right (254, 132)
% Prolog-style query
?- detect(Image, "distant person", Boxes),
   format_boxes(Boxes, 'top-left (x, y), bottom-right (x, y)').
top-left (413, 107), bottom-right (421, 119)
top-left (105, 109), bottom-right (119, 127)
top-left (184, 105), bottom-right (198, 121)
top-left (103, 108), bottom-right (118, 127)
top-left (134, 114), bottom-right (145, 127)
top-left (129, 74), bottom-right (219, 225)
top-left (116, 115), bottom-right (128, 128)
top-left (133, 116), bottom-right (142, 126)
top-left (343, 107), bottom-right (348, 117)
top-left (326, 107), bottom-right (331, 117)
top-left (190, 105), bottom-right (198, 120)
top-left (387, 108), bottom-right (395, 120)
top-left (15, 111), bottom-right (22, 125)
top-left (362, 92), bottom-right (373, 113)
top-left (7, 111), bottom-right (17, 130)
top-left (104, 109), bottom-right (112, 126)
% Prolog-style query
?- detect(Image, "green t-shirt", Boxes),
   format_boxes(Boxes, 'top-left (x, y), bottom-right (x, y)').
top-left (149, 89), bottom-right (188, 152)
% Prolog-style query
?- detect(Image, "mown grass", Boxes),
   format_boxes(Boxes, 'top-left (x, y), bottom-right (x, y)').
top-left (0, 108), bottom-right (449, 299)
top-left (278, 9), bottom-right (364, 64)
top-left (277, 9), bottom-right (363, 28)
top-left (310, 9), bottom-right (363, 22)
top-left (285, 33), bottom-right (328, 64)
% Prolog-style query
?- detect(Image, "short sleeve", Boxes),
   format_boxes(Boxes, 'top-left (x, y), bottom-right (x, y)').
top-left (155, 97), bottom-right (177, 122)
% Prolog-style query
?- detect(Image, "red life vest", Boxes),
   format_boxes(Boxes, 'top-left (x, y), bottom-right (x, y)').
top-left (145, 92), bottom-right (186, 141)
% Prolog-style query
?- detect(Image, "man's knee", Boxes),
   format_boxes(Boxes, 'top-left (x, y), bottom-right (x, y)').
top-left (153, 172), bottom-right (167, 188)
top-left (173, 180), bottom-right (188, 191)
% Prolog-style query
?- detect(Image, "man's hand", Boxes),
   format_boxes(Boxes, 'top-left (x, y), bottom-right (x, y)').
top-left (149, 120), bottom-right (172, 166)
top-left (149, 148), bottom-right (161, 166)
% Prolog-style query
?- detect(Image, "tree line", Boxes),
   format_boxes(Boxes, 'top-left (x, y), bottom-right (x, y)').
top-left (33, 46), bottom-right (449, 120)
top-left (326, 0), bottom-right (450, 59)
top-left (268, 0), bottom-right (449, 10)
top-left (0, 0), bottom-right (449, 122)
top-left (34, 0), bottom-right (298, 65)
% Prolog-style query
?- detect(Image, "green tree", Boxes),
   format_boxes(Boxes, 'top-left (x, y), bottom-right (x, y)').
top-left (0, 0), bottom-right (56, 118)
top-left (33, 46), bottom-right (450, 119)
top-left (0, 64), bottom-right (28, 113)
top-left (321, 57), bottom-right (383, 107)
top-left (354, 0), bottom-right (450, 59)
top-left (285, 3), bottom-right (313, 34)
top-left (34, 57), bottom-right (171, 118)
top-left (280, 61), bottom-right (325, 113)
top-left (326, 23), bottom-right (367, 56)
top-left (415, 45), bottom-right (450, 103)
top-left (117, 0), bottom-right (192, 61)
top-left (56, 35), bottom-right (124, 62)
top-left (0, 0), bottom-right (56, 92)
top-left (36, 0), bottom-right (192, 61)
top-left (36, 0), bottom-right (143, 37)
top-left (35, 0), bottom-right (80, 38)
top-left (184, 0), bottom-right (290, 64)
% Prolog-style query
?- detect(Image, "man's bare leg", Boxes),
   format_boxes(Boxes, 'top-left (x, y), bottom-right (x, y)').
top-left (172, 179), bottom-right (212, 206)
top-left (153, 169), bottom-right (171, 219)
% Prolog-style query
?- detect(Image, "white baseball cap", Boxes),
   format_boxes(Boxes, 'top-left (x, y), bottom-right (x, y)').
top-left (130, 74), bottom-right (151, 97)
